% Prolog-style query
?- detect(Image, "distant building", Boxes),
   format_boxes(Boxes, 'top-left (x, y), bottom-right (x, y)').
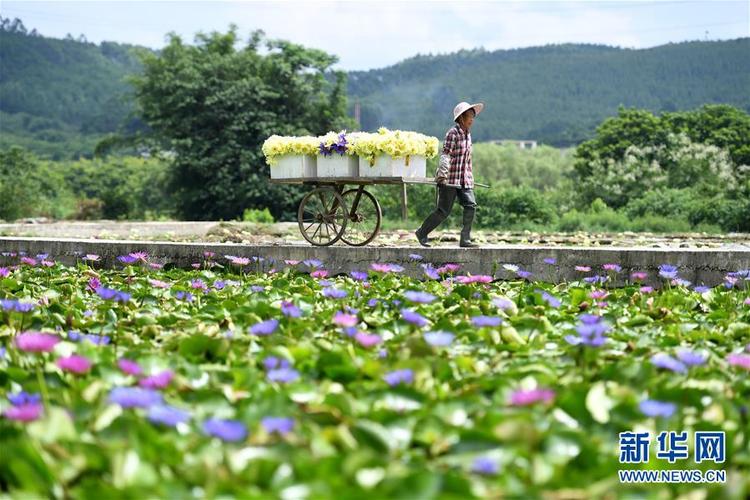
top-left (491, 139), bottom-right (538, 150)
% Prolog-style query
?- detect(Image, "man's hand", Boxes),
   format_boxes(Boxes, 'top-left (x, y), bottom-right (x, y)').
top-left (436, 175), bottom-right (447, 185)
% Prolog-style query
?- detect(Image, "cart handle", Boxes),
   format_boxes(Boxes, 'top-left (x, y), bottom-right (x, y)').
top-left (443, 182), bottom-right (490, 189)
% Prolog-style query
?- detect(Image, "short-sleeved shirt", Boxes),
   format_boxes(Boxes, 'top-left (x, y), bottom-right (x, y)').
top-left (443, 124), bottom-right (473, 189)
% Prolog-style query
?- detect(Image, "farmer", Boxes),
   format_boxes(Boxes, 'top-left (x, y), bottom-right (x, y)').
top-left (415, 101), bottom-right (483, 248)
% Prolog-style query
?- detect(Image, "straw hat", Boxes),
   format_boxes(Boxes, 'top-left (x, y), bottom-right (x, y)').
top-left (453, 101), bottom-right (484, 122)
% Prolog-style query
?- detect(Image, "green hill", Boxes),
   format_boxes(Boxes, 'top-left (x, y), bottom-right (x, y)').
top-left (348, 39), bottom-right (750, 145)
top-left (2, 15), bottom-right (749, 157)
top-left (0, 17), bottom-right (145, 159)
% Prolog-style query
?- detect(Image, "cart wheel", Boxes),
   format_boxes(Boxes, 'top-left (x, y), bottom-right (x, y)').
top-left (298, 187), bottom-right (348, 246)
top-left (340, 187), bottom-right (382, 246)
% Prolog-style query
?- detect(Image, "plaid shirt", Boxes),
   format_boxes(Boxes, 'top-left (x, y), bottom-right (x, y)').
top-left (443, 124), bottom-right (473, 189)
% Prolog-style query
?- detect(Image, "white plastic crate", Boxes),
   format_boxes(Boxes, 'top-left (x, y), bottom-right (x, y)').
top-left (317, 154), bottom-right (358, 177)
top-left (400, 155), bottom-right (427, 178)
top-left (270, 155), bottom-right (316, 179)
top-left (358, 155), bottom-right (426, 178)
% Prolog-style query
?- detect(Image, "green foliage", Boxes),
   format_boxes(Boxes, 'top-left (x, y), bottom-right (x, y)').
top-left (472, 142), bottom-right (574, 190)
top-left (575, 105), bottom-right (749, 195)
top-left (0, 146), bottom-right (172, 221)
top-left (623, 188), bottom-right (693, 219)
top-left (574, 106), bottom-right (750, 216)
top-left (57, 156), bottom-right (173, 220)
top-left (350, 40), bottom-right (750, 146)
top-left (683, 195), bottom-right (750, 233)
top-left (476, 186), bottom-right (555, 229)
top-left (242, 208), bottom-right (275, 223)
top-left (0, 253), bottom-right (748, 497)
top-left (0, 146), bottom-right (75, 220)
top-left (663, 104), bottom-right (750, 167)
top-left (556, 205), bottom-right (695, 233)
top-left (130, 27), bottom-right (353, 220)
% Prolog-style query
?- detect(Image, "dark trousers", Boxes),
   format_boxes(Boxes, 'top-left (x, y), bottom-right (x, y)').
top-left (416, 185), bottom-right (477, 242)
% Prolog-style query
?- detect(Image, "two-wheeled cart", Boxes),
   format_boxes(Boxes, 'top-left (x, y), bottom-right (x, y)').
top-left (270, 176), bottom-right (437, 246)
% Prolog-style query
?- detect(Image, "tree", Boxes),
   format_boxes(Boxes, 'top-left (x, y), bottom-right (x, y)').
top-left (130, 26), bottom-right (352, 220)
top-left (572, 105), bottom-right (750, 208)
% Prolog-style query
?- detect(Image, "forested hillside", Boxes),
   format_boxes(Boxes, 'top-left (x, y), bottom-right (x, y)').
top-left (2, 15), bottom-right (749, 157)
top-left (348, 39), bottom-right (750, 145)
top-left (0, 17), bottom-right (145, 158)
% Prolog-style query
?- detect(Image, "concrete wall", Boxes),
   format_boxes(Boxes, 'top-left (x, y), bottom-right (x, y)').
top-left (1, 237), bottom-right (748, 288)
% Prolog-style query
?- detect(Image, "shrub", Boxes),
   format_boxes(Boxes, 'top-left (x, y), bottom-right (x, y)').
top-left (623, 188), bottom-right (694, 219)
top-left (476, 186), bottom-right (554, 229)
top-left (685, 195), bottom-right (750, 232)
top-left (0, 146), bottom-right (75, 220)
top-left (73, 198), bottom-right (104, 220)
top-left (629, 215), bottom-right (691, 233)
top-left (242, 208), bottom-right (275, 223)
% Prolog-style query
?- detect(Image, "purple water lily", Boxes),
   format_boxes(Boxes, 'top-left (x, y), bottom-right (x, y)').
top-left (267, 367), bottom-right (299, 383)
top-left (303, 259), bottom-right (322, 268)
top-left (676, 348), bottom-right (707, 367)
top-left (322, 287), bottom-right (348, 299)
top-left (263, 356), bottom-right (290, 370)
top-left (639, 399), bottom-right (676, 418)
top-left (250, 319), bottom-right (279, 336)
top-left (203, 418), bottom-right (247, 442)
top-left (383, 368), bottom-right (414, 386)
top-left (401, 309), bottom-right (428, 327)
top-left (281, 301), bottom-right (302, 318)
top-left (261, 416), bottom-right (295, 435)
top-left (565, 314), bottom-right (610, 347)
top-left (492, 297), bottom-right (515, 312)
top-left (651, 353), bottom-right (687, 373)
top-left (584, 275), bottom-right (608, 285)
top-left (602, 263), bottom-right (621, 273)
top-left (421, 264), bottom-right (440, 280)
top-left (148, 405), bottom-right (190, 427)
top-left (472, 457), bottom-right (499, 475)
top-left (404, 290), bottom-right (436, 304)
top-left (109, 387), bottom-right (163, 408)
top-left (8, 391), bottom-right (41, 406)
top-left (658, 264), bottom-right (678, 279)
top-left (0, 299), bottom-right (35, 313)
top-left (350, 270), bottom-right (368, 281)
top-left (3, 393), bottom-right (43, 422)
top-left (175, 291), bottom-right (194, 302)
top-left (96, 287), bottom-right (131, 303)
top-left (538, 290), bottom-right (561, 308)
top-left (117, 255), bottom-right (138, 264)
top-left (471, 315), bottom-right (502, 327)
top-left (424, 331), bottom-right (454, 347)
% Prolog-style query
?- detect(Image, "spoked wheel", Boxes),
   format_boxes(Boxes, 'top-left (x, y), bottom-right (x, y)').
top-left (297, 187), bottom-right (348, 246)
top-left (340, 187), bottom-right (382, 246)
